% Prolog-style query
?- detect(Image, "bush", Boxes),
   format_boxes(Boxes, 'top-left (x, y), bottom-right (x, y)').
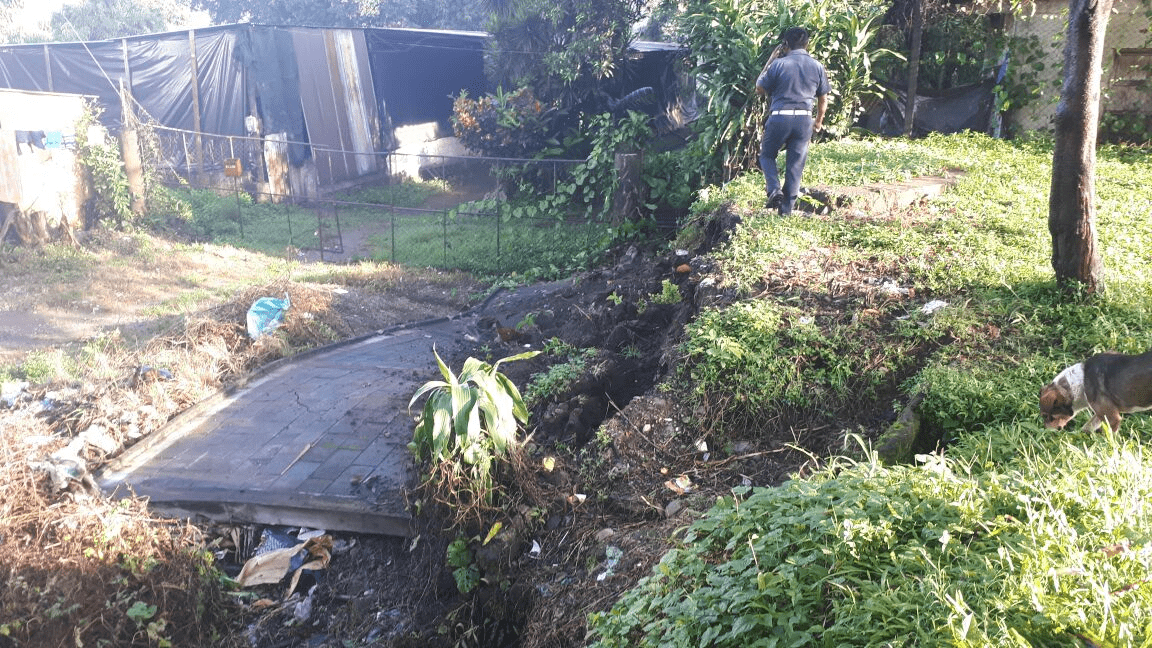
top-left (408, 349), bottom-right (539, 527)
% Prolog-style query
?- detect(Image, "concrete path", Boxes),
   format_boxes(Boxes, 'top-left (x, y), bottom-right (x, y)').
top-left (98, 281), bottom-right (561, 536)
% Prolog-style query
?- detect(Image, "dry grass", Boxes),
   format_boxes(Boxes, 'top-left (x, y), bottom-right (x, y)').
top-left (0, 278), bottom-right (388, 647)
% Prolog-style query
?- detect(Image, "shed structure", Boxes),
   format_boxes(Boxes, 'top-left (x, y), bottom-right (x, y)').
top-left (0, 25), bottom-right (490, 197)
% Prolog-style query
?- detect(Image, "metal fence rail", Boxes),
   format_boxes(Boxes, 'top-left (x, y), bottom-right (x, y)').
top-left (161, 180), bottom-right (609, 275)
top-left (140, 121), bottom-right (621, 274)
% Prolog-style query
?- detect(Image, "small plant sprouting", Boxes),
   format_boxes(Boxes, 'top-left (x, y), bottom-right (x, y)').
top-left (542, 337), bottom-right (578, 357)
top-left (607, 292), bottom-right (624, 305)
top-left (447, 538), bottom-right (480, 594)
top-left (652, 279), bottom-right (681, 305)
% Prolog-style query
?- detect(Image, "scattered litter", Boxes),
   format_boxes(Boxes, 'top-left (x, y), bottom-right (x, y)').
top-left (77, 424), bottom-right (119, 455)
top-left (920, 299), bottom-right (948, 315)
top-left (332, 288), bottom-right (348, 295)
top-left (252, 527), bottom-right (299, 555)
top-left (23, 435), bottom-right (58, 448)
top-left (296, 528), bottom-right (327, 542)
top-left (292, 586), bottom-right (316, 622)
top-left (529, 540), bottom-right (542, 559)
top-left (1, 381), bottom-right (29, 407)
top-left (596, 545), bottom-right (623, 581)
top-left (28, 435), bottom-right (99, 493)
top-left (664, 474), bottom-right (694, 495)
top-left (132, 365), bottom-right (172, 387)
top-left (237, 533), bottom-right (332, 598)
top-left (246, 294), bottom-right (291, 340)
top-left (879, 281), bottom-right (910, 296)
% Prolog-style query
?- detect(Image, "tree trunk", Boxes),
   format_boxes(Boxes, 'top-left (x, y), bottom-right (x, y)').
top-left (903, 0), bottom-right (923, 136)
top-left (1048, 0), bottom-right (1112, 293)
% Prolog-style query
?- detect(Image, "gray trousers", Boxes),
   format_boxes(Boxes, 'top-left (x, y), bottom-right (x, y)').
top-left (759, 114), bottom-right (813, 214)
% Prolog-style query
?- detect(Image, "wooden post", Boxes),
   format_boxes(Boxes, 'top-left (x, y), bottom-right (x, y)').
top-left (43, 45), bottom-right (53, 92)
top-left (119, 80), bottom-right (146, 216)
top-left (613, 152), bottom-right (644, 223)
top-left (188, 29), bottom-right (204, 182)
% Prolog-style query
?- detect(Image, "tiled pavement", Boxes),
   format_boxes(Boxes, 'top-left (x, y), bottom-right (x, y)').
top-left (98, 281), bottom-right (562, 536)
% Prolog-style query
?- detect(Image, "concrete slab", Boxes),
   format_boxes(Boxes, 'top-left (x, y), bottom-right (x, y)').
top-left (97, 280), bottom-right (572, 536)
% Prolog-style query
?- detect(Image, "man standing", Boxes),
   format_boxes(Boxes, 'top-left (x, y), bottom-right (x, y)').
top-left (755, 27), bottom-right (830, 215)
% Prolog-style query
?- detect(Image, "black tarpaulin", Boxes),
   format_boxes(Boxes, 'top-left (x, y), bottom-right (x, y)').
top-left (861, 80), bottom-right (997, 137)
top-left (0, 45), bottom-right (49, 90)
top-left (126, 36), bottom-right (198, 130)
top-left (236, 26), bottom-right (310, 165)
top-left (46, 42), bottom-right (125, 120)
top-left (188, 30), bottom-right (246, 135)
top-left (609, 41), bottom-right (696, 134)
top-left (365, 28), bottom-right (486, 128)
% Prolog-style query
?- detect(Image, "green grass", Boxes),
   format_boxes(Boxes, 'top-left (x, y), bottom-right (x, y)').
top-left (169, 184), bottom-right (612, 278)
top-left (590, 426), bottom-right (1152, 647)
top-left (361, 210), bottom-right (610, 277)
top-left (590, 133), bottom-right (1152, 646)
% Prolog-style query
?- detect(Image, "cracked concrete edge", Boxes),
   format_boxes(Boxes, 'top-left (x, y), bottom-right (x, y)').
top-left (107, 485), bottom-right (414, 536)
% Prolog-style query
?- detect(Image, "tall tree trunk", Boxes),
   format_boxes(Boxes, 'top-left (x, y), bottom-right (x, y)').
top-left (903, 0), bottom-right (923, 136)
top-left (1048, 0), bottom-right (1112, 293)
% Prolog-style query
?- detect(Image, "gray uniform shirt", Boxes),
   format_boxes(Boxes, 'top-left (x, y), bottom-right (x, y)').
top-left (756, 49), bottom-right (831, 113)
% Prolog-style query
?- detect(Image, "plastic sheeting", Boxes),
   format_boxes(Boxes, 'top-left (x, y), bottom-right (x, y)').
top-left (608, 41), bottom-right (697, 134)
top-left (292, 28), bottom-right (379, 185)
top-left (860, 80), bottom-right (998, 138)
top-left (365, 28), bottom-right (486, 128)
top-left (0, 25), bottom-right (692, 181)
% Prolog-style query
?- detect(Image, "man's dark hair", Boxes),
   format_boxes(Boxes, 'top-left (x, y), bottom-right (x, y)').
top-left (781, 27), bottom-right (810, 50)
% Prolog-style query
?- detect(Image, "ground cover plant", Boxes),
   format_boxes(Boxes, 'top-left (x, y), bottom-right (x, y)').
top-left (588, 133), bottom-right (1152, 645)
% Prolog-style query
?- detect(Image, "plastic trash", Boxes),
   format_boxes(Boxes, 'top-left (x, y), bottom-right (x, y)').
top-left (237, 533), bottom-right (332, 598)
top-left (246, 294), bottom-right (291, 340)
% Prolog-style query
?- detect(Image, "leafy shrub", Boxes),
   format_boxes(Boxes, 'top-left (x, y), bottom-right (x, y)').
top-left (76, 109), bottom-right (134, 229)
top-left (21, 349), bottom-right (77, 385)
top-left (408, 349), bottom-right (538, 525)
top-left (452, 87), bottom-right (557, 159)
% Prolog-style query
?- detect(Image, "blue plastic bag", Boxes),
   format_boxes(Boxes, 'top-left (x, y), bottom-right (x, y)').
top-left (247, 294), bottom-right (291, 340)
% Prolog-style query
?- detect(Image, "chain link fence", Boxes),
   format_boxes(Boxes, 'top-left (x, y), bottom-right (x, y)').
top-left (140, 125), bottom-right (614, 275)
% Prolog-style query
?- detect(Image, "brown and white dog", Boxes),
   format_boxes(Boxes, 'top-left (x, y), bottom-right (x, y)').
top-left (1039, 350), bottom-right (1152, 433)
